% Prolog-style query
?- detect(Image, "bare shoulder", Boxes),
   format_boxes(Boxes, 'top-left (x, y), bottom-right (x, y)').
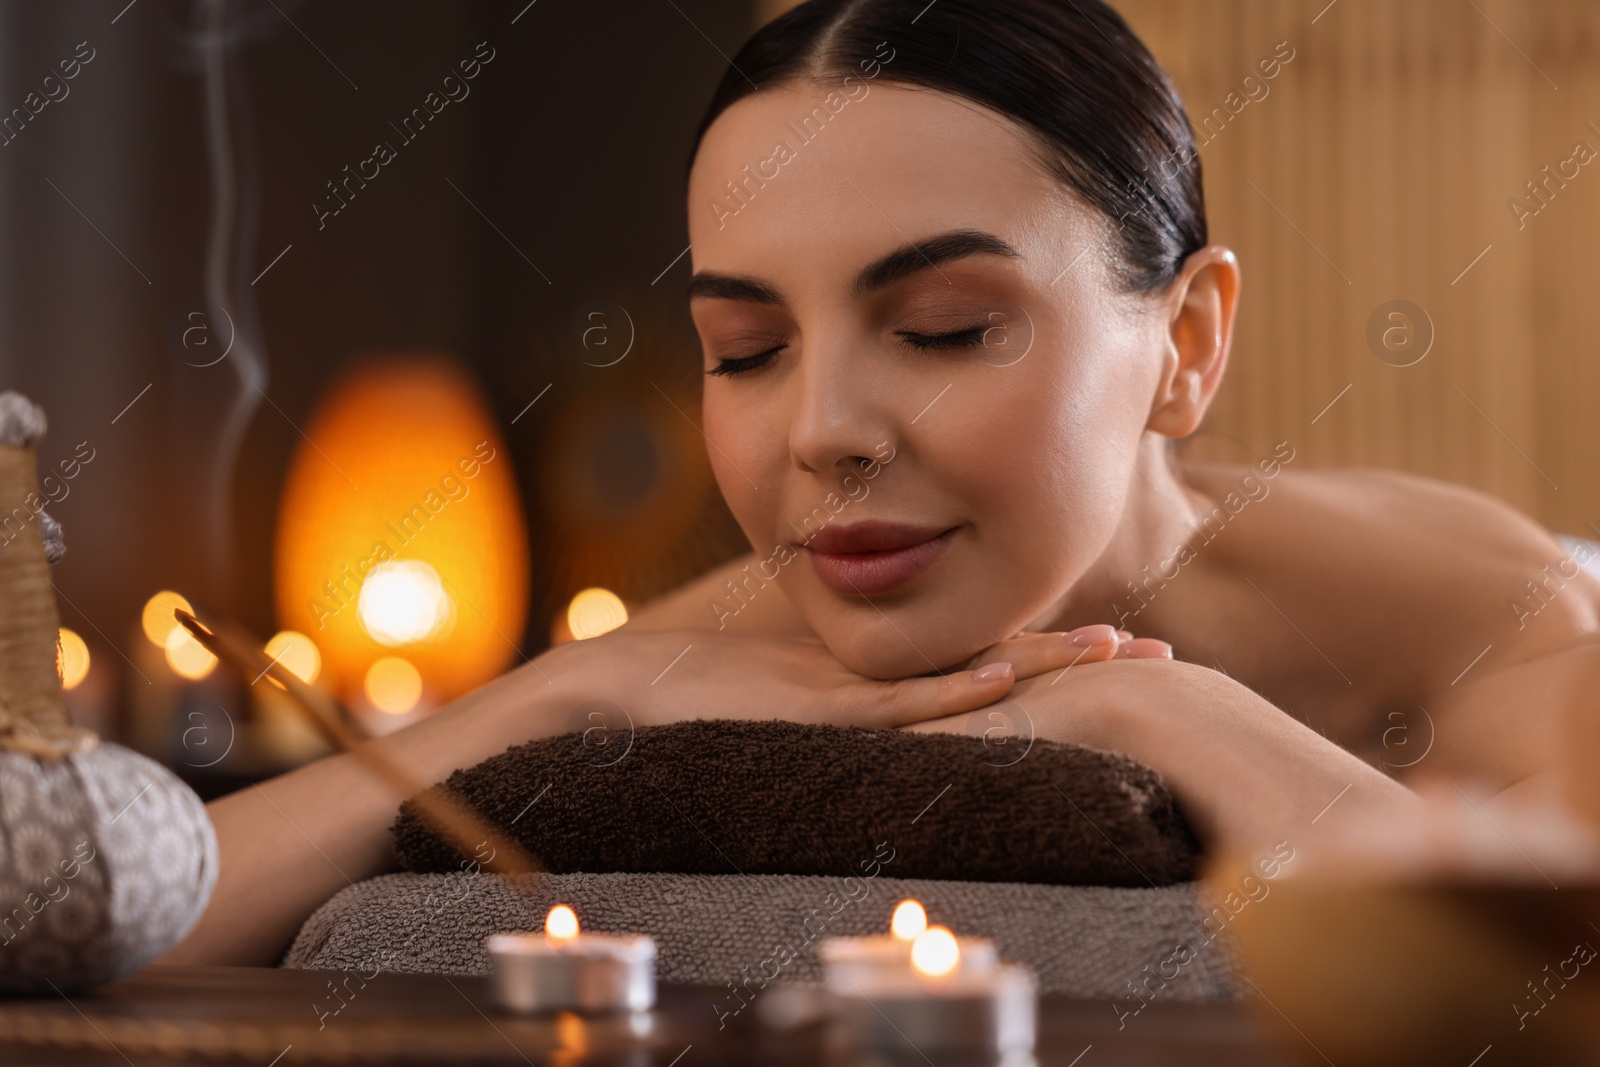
top-left (1187, 460), bottom-right (1600, 674)
top-left (616, 551), bottom-right (815, 637)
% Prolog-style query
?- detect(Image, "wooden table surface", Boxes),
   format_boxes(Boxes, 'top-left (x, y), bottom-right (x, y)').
top-left (0, 965), bottom-right (1301, 1066)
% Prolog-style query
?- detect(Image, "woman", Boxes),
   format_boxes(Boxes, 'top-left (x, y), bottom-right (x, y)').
top-left (161, 0), bottom-right (1600, 967)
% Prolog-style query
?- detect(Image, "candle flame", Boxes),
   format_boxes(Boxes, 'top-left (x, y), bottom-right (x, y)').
top-left (890, 899), bottom-right (927, 942)
top-left (545, 904), bottom-right (579, 941)
top-left (910, 925), bottom-right (960, 978)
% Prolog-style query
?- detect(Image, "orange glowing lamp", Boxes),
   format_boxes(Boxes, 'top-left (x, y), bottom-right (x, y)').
top-left (273, 356), bottom-right (530, 713)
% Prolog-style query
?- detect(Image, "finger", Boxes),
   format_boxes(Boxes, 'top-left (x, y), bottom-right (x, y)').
top-left (1114, 637), bottom-right (1173, 659)
top-left (969, 624), bottom-right (1121, 680)
top-left (847, 661), bottom-right (1016, 728)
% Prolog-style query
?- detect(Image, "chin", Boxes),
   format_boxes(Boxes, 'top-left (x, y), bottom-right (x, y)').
top-left (811, 605), bottom-right (997, 681)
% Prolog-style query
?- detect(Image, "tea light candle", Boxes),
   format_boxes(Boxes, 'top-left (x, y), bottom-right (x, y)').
top-left (486, 905), bottom-right (657, 1014)
top-left (825, 924), bottom-right (1037, 1061)
top-left (818, 899), bottom-right (998, 989)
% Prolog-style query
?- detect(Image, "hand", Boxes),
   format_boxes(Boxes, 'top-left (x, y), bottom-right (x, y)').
top-left (539, 626), bottom-right (1031, 731)
top-left (902, 652), bottom-right (1184, 748)
top-left (960, 623), bottom-right (1173, 682)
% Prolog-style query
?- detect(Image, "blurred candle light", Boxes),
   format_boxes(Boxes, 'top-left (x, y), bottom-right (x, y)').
top-left (358, 559), bottom-right (453, 646)
top-left (566, 587), bottom-right (628, 640)
top-left (141, 591), bottom-right (193, 647)
top-left (818, 898), bottom-right (991, 993)
top-left (264, 630), bottom-right (321, 685)
top-left (364, 656), bottom-right (422, 715)
top-left (164, 624), bottom-right (217, 680)
top-left (56, 628), bottom-right (90, 690)
top-left (910, 926), bottom-right (961, 979)
top-left (891, 899), bottom-right (927, 942)
top-left (545, 904), bottom-right (580, 942)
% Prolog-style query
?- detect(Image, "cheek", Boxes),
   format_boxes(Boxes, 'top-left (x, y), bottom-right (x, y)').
top-left (947, 344), bottom-right (1124, 536)
top-left (702, 390), bottom-right (781, 534)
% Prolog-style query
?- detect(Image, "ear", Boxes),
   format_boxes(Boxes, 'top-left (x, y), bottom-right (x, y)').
top-left (1146, 246), bottom-right (1240, 439)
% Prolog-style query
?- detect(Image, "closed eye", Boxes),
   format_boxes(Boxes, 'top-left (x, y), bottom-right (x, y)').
top-left (707, 323), bottom-right (993, 378)
top-left (897, 325), bottom-right (990, 351)
top-left (706, 342), bottom-right (786, 378)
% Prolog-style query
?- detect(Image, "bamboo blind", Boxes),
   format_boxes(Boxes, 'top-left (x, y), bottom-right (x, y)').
top-left (750, 0), bottom-right (1600, 535)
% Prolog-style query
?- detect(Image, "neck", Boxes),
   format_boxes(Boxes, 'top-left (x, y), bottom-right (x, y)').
top-left (1028, 435), bottom-right (1215, 640)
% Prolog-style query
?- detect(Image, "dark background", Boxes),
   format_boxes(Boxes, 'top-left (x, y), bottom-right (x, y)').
top-left (0, 0), bottom-right (757, 747)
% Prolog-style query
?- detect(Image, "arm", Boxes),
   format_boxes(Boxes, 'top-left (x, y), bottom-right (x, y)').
top-left (906, 659), bottom-right (1419, 853)
top-left (157, 618), bottom-right (1101, 968)
top-left (154, 654), bottom-right (588, 968)
top-left (1087, 661), bottom-right (1419, 848)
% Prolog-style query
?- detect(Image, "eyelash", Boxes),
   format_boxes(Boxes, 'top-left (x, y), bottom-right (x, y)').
top-left (705, 324), bottom-right (991, 378)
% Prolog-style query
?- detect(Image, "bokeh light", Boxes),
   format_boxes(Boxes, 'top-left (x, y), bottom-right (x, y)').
top-left (358, 560), bottom-right (452, 646)
top-left (910, 926), bottom-right (961, 978)
top-left (164, 624), bottom-right (217, 680)
top-left (566, 587), bottom-right (628, 640)
top-left (264, 630), bottom-right (321, 684)
top-left (545, 904), bottom-right (579, 940)
top-left (364, 656), bottom-right (422, 714)
top-left (56, 628), bottom-right (90, 690)
top-left (891, 899), bottom-right (928, 942)
top-left (141, 591), bottom-right (193, 647)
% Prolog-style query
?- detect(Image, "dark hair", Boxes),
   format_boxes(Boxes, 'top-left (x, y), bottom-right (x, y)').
top-left (685, 0), bottom-right (1207, 294)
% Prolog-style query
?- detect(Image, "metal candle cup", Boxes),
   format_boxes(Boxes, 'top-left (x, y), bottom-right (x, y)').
top-left (828, 962), bottom-right (1038, 1062)
top-left (818, 898), bottom-right (1002, 989)
top-left (823, 923), bottom-right (1037, 1062)
top-left (485, 918), bottom-right (657, 1015)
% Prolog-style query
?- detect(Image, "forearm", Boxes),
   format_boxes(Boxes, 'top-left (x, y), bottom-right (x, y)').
top-left (1093, 661), bottom-right (1418, 853)
top-left (155, 649), bottom-right (584, 968)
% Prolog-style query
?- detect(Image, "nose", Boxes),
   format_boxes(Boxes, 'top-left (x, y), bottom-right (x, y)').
top-left (786, 338), bottom-right (897, 478)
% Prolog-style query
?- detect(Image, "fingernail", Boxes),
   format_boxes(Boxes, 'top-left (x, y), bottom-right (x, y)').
top-left (1115, 629), bottom-right (1134, 642)
top-left (972, 662), bottom-right (1013, 682)
top-left (1122, 638), bottom-right (1174, 659)
top-left (1068, 624), bottom-right (1119, 646)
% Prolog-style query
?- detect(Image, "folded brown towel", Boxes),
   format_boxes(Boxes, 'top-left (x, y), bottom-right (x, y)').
top-left (392, 719), bottom-right (1200, 886)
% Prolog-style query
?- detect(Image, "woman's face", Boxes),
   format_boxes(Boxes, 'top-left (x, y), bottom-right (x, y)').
top-left (686, 80), bottom-right (1174, 679)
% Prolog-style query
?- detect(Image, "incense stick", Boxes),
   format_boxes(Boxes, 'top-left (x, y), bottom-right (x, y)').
top-left (173, 608), bottom-right (544, 879)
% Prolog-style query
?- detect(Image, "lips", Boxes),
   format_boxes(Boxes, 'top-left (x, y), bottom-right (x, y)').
top-left (800, 521), bottom-right (959, 597)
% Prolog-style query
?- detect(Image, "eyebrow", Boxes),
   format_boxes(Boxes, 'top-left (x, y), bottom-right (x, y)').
top-left (685, 228), bottom-right (1022, 305)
